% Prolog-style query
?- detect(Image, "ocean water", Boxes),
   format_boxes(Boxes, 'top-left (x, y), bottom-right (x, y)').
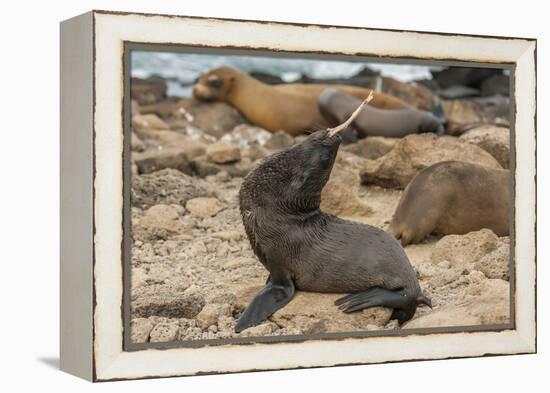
top-left (131, 51), bottom-right (443, 97)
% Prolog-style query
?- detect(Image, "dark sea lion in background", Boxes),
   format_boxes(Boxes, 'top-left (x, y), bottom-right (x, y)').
top-left (318, 88), bottom-right (445, 138)
top-left (236, 95), bottom-right (430, 333)
top-left (192, 67), bottom-right (411, 136)
top-left (389, 161), bottom-right (510, 246)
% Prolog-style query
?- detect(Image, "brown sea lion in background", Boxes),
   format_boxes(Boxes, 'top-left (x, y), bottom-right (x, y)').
top-left (389, 161), bottom-right (510, 246)
top-left (318, 88), bottom-right (445, 138)
top-left (236, 95), bottom-right (431, 333)
top-left (192, 66), bottom-right (410, 136)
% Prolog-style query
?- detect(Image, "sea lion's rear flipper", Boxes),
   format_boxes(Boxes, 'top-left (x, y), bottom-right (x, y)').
top-left (335, 287), bottom-right (416, 323)
top-left (235, 279), bottom-right (295, 333)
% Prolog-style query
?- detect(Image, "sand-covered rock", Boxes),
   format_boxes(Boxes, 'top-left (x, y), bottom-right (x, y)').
top-left (239, 322), bottom-right (280, 337)
top-left (321, 164), bottom-right (372, 218)
top-left (473, 237), bottom-right (510, 280)
top-left (271, 291), bottom-right (392, 333)
top-left (206, 142), bottom-right (241, 164)
top-left (211, 230), bottom-right (242, 241)
top-left (460, 125), bottom-right (510, 168)
top-left (133, 204), bottom-right (192, 242)
top-left (234, 285), bottom-right (392, 334)
top-left (130, 318), bottom-right (154, 343)
top-left (131, 132), bottom-right (146, 152)
top-left (431, 229), bottom-right (501, 271)
top-left (381, 77), bottom-right (435, 110)
top-left (150, 322), bottom-right (180, 342)
top-left (196, 303), bottom-right (232, 330)
top-left (132, 287), bottom-right (205, 319)
top-left (186, 101), bottom-right (247, 139)
top-left (264, 130), bottom-right (295, 150)
top-left (135, 129), bottom-right (207, 159)
top-left (132, 169), bottom-right (207, 208)
top-left (343, 137), bottom-right (398, 160)
top-left (360, 134), bottom-right (502, 189)
top-left (405, 276), bottom-right (509, 328)
top-left (139, 100), bottom-right (184, 119)
top-left (132, 113), bottom-right (170, 133)
top-left (185, 197), bottom-right (224, 218)
top-left (139, 98), bottom-right (248, 139)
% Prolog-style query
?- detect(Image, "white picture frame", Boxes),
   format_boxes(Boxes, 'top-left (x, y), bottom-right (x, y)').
top-left (60, 10), bottom-right (536, 382)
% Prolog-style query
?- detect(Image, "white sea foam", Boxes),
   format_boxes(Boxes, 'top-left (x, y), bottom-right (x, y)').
top-left (131, 51), bottom-right (442, 97)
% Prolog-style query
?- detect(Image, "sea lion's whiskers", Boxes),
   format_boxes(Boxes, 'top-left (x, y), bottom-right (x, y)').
top-left (327, 91), bottom-right (373, 137)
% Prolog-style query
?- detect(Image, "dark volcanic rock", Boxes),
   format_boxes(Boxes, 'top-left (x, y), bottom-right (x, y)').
top-left (131, 77), bottom-right (168, 105)
top-left (431, 67), bottom-right (503, 89)
top-left (191, 156), bottom-right (254, 178)
top-left (134, 148), bottom-right (193, 175)
top-left (480, 74), bottom-right (510, 97)
top-left (250, 72), bottom-right (284, 85)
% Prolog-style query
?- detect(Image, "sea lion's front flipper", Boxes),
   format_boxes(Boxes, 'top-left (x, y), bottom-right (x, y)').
top-left (335, 287), bottom-right (410, 313)
top-left (235, 279), bottom-right (295, 333)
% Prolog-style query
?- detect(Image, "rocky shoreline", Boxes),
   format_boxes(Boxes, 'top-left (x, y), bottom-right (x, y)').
top-left (129, 74), bottom-right (511, 344)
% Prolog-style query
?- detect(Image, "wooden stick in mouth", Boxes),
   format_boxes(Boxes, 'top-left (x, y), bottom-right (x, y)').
top-left (327, 90), bottom-right (374, 137)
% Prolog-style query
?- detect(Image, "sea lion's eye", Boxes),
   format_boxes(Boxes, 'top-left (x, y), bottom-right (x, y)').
top-left (320, 151), bottom-right (333, 166)
top-left (206, 77), bottom-right (224, 89)
top-left (321, 151), bottom-right (332, 161)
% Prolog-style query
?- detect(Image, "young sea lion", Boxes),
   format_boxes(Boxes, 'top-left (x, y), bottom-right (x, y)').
top-left (192, 66), bottom-right (410, 136)
top-left (389, 161), bottom-right (510, 246)
top-left (236, 95), bottom-right (430, 333)
top-left (318, 88), bottom-right (445, 138)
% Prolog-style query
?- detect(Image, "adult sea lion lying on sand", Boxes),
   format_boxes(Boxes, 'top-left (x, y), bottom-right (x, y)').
top-left (193, 66), bottom-right (410, 136)
top-left (236, 94), bottom-right (430, 333)
top-left (389, 161), bottom-right (510, 246)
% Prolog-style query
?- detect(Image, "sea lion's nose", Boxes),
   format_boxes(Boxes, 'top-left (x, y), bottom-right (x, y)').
top-left (192, 84), bottom-right (209, 99)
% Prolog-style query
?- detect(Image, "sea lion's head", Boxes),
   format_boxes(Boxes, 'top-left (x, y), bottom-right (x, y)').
top-left (287, 129), bottom-right (343, 196)
top-left (240, 129), bottom-right (344, 214)
top-left (240, 92), bottom-right (373, 215)
top-left (193, 67), bottom-right (240, 101)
